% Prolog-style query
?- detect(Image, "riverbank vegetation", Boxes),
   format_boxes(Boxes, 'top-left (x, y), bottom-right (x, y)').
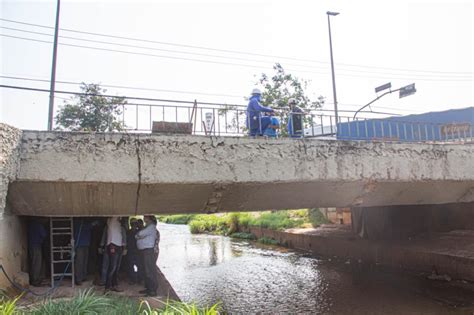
top-left (158, 209), bottom-right (330, 235)
top-left (0, 289), bottom-right (221, 315)
top-left (157, 214), bottom-right (196, 225)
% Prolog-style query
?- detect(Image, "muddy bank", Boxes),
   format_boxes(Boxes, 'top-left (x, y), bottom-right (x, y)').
top-left (246, 225), bottom-right (474, 282)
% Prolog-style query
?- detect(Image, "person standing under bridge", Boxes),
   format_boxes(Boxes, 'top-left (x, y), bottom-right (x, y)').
top-left (126, 218), bottom-right (142, 284)
top-left (73, 218), bottom-right (93, 286)
top-left (136, 215), bottom-right (159, 297)
top-left (27, 217), bottom-right (47, 287)
top-left (99, 216), bottom-right (127, 292)
top-left (246, 88), bottom-right (275, 137)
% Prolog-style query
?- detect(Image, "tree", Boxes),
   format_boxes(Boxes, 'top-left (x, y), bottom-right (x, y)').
top-left (55, 83), bottom-right (126, 132)
top-left (258, 63), bottom-right (325, 135)
top-left (218, 63), bottom-right (325, 135)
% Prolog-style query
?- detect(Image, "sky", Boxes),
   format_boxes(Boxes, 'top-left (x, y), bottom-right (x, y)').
top-left (1, 0), bottom-right (473, 130)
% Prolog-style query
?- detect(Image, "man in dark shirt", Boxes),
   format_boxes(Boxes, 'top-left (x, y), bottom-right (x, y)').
top-left (126, 218), bottom-right (141, 284)
top-left (27, 218), bottom-right (47, 286)
top-left (287, 98), bottom-right (304, 138)
top-left (73, 218), bottom-right (93, 285)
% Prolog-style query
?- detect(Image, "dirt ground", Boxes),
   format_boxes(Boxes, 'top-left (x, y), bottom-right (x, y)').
top-left (12, 267), bottom-right (178, 310)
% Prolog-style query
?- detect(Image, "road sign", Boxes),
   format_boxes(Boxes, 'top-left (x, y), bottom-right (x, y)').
top-left (375, 82), bottom-right (392, 93)
top-left (399, 83), bottom-right (416, 98)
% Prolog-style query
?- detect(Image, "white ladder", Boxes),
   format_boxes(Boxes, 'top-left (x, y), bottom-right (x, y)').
top-left (49, 217), bottom-right (75, 288)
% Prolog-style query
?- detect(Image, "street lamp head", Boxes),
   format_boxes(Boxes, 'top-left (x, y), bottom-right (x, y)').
top-left (327, 11), bottom-right (340, 16)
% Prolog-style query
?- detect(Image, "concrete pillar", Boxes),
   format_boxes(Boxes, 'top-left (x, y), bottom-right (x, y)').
top-left (351, 202), bottom-right (474, 240)
top-left (0, 124), bottom-right (28, 290)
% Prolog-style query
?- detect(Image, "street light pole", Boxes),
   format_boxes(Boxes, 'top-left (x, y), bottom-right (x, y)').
top-left (47, 0), bottom-right (61, 131)
top-left (353, 83), bottom-right (416, 119)
top-left (327, 11), bottom-right (340, 125)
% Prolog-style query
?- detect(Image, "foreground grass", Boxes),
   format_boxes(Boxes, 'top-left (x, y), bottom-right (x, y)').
top-left (0, 289), bottom-right (221, 315)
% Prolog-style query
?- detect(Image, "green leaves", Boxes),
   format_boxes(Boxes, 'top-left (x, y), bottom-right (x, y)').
top-left (55, 83), bottom-right (126, 132)
top-left (258, 64), bottom-right (325, 136)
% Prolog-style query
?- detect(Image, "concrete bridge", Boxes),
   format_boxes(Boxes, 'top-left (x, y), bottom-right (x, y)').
top-left (1, 123), bottom-right (474, 289)
top-left (4, 126), bottom-right (474, 217)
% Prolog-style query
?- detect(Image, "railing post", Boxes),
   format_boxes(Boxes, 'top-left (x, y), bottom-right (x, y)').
top-left (364, 119), bottom-right (368, 139)
top-left (149, 105), bottom-right (152, 131)
top-left (372, 121), bottom-right (376, 140)
top-left (396, 122), bottom-right (400, 141)
top-left (347, 117), bottom-right (352, 138)
top-left (356, 118), bottom-right (360, 138)
top-left (135, 104), bottom-right (139, 130)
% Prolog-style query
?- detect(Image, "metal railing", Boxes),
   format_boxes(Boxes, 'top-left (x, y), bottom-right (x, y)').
top-left (122, 101), bottom-right (474, 143)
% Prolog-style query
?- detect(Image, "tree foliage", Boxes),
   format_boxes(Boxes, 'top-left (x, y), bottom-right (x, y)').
top-left (55, 83), bottom-right (126, 132)
top-left (258, 63), bottom-right (325, 110)
top-left (219, 63), bottom-right (325, 135)
top-left (258, 63), bottom-right (325, 135)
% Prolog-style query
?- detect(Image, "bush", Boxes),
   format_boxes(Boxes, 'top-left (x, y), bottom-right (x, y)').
top-left (29, 289), bottom-right (132, 315)
top-left (158, 214), bottom-right (196, 225)
top-left (189, 215), bottom-right (228, 235)
top-left (289, 209), bottom-right (308, 219)
top-left (230, 232), bottom-right (256, 240)
top-left (0, 294), bottom-right (21, 315)
top-left (251, 211), bottom-right (304, 230)
top-left (140, 299), bottom-right (221, 315)
top-left (308, 208), bottom-right (330, 227)
top-left (258, 237), bottom-right (280, 245)
top-left (187, 211), bottom-right (309, 235)
top-left (1, 290), bottom-right (221, 315)
top-left (237, 214), bottom-right (252, 229)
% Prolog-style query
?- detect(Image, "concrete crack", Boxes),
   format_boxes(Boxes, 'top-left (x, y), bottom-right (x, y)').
top-left (134, 135), bottom-right (142, 216)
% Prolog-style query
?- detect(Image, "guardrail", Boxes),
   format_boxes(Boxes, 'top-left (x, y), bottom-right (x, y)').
top-left (122, 101), bottom-right (473, 143)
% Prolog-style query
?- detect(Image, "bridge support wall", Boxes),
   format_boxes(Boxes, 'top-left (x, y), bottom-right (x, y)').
top-left (0, 124), bottom-right (28, 290)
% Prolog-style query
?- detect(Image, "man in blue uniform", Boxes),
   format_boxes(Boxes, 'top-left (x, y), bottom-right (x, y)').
top-left (262, 113), bottom-right (280, 138)
top-left (246, 88), bottom-right (275, 137)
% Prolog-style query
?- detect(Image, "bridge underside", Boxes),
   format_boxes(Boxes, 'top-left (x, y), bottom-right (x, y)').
top-left (8, 179), bottom-right (474, 216)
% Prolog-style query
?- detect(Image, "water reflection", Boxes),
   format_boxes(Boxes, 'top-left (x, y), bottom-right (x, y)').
top-left (157, 223), bottom-right (472, 315)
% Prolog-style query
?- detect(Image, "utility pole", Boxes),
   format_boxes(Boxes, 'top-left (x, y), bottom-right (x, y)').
top-left (327, 11), bottom-right (340, 125)
top-left (47, 0), bottom-right (61, 131)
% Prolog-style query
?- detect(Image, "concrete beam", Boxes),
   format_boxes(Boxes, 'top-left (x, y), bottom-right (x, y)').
top-left (7, 130), bottom-right (474, 216)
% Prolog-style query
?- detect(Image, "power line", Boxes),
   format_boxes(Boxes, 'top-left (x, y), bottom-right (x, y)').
top-left (0, 74), bottom-right (418, 114)
top-left (2, 33), bottom-right (472, 82)
top-left (0, 33), bottom-right (286, 72)
top-left (0, 83), bottom-right (246, 107)
top-left (0, 25), bottom-right (323, 71)
top-left (1, 17), bottom-right (472, 76)
top-left (1, 83), bottom-right (405, 116)
top-left (3, 26), bottom-right (471, 80)
top-left (0, 74), bottom-right (245, 99)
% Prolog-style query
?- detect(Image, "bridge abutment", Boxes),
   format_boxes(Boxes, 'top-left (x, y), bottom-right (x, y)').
top-left (0, 124), bottom-right (28, 290)
top-left (351, 203), bottom-right (474, 240)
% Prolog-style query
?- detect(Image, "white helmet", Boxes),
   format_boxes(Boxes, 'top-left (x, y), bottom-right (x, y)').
top-left (251, 88), bottom-right (262, 95)
top-left (288, 98), bottom-right (297, 105)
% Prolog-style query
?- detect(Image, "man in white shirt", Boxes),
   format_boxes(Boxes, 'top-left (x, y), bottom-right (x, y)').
top-left (99, 217), bottom-right (127, 292)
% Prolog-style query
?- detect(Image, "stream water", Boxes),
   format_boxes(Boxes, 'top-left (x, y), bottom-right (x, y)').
top-left (157, 223), bottom-right (474, 314)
